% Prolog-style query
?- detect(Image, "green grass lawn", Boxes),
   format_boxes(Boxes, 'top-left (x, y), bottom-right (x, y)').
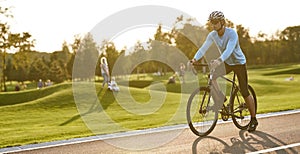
top-left (0, 64), bottom-right (300, 148)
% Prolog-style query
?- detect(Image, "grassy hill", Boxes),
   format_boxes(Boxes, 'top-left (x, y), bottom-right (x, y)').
top-left (0, 83), bottom-right (92, 148)
top-left (0, 64), bottom-right (299, 148)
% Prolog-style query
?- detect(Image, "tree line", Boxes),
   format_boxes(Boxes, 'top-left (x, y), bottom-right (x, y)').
top-left (1, 7), bottom-right (300, 91)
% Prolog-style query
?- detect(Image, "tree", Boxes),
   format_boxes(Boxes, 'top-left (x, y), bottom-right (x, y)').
top-left (0, 6), bottom-right (13, 91)
top-left (48, 60), bottom-right (65, 83)
top-left (0, 22), bottom-right (10, 91)
top-left (73, 33), bottom-right (99, 80)
top-left (235, 24), bottom-right (253, 62)
top-left (50, 41), bottom-right (72, 80)
top-left (113, 49), bottom-right (129, 76)
top-left (279, 26), bottom-right (300, 62)
top-left (170, 17), bottom-right (212, 65)
top-left (9, 32), bottom-right (34, 52)
top-left (0, 5), bottom-right (35, 91)
top-left (67, 35), bottom-right (81, 79)
top-left (9, 33), bottom-right (35, 84)
top-left (28, 57), bottom-right (49, 81)
top-left (130, 41), bottom-right (150, 76)
top-left (154, 24), bottom-right (172, 44)
top-left (173, 23), bottom-right (207, 59)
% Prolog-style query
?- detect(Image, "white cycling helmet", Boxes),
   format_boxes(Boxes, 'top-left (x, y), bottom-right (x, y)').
top-left (208, 11), bottom-right (225, 21)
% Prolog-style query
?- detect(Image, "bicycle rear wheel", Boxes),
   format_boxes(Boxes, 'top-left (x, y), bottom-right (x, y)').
top-left (231, 85), bottom-right (257, 129)
top-left (186, 87), bottom-right (219, 136)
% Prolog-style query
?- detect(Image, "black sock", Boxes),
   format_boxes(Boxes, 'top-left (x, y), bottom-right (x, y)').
top-left (251, 117), bottom-right (257, 121)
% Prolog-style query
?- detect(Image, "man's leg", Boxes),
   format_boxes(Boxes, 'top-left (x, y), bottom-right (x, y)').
top-left (102, 74), bottom-right (107, 88)
top-left (211, 63), bottom-right (228, 106)
top-left (211, 79), bottom-right (227, 111)
top-left (244, 94), bottom-right (258, 132)
top-left (245, 95), bottom-right (256, 117)
top-left (235, 64), bottom-right (258, 132)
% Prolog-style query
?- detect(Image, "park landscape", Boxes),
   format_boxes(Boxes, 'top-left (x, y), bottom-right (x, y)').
top-left (0, 2), bottom-right (300, 151)
top-left (0, 63), bottom-right (299, 148)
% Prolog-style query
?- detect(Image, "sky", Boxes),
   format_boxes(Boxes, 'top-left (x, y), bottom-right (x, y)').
top-left (2, 0), bottom-right (299, 53)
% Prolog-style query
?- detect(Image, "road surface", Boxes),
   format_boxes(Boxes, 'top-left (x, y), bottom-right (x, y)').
top-left (3, 110), bottom-right (300, 154)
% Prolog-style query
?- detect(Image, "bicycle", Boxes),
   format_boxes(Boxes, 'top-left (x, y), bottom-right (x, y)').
top-left (186, 63), bottom-right (257, 137)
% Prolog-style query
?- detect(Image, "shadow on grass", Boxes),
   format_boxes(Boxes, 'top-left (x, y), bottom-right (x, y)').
top-left (118, 80), bottom-right (153, 88)
top-left (263, 67), bottom-right (300, 76)
top-left (59, 87), bottom-right (115, 126)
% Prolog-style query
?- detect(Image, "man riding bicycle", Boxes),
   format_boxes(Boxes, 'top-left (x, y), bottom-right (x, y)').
top-left (191, 11), bottom-right (258, 132)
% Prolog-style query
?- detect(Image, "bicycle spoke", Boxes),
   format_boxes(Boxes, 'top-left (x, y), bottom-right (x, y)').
top-left (187, 87), bottom-right (218, 136)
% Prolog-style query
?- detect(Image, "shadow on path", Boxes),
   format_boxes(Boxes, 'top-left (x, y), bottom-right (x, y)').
top-left (192, 130), bottom-right (298, 154)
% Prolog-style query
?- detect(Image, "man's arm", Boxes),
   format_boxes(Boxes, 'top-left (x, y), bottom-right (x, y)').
top-left (193, 33), bottom-right (213, 61)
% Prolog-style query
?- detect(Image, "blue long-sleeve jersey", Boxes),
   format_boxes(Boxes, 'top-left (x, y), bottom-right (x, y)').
top-left (193, 27), bottom-right (246, 65)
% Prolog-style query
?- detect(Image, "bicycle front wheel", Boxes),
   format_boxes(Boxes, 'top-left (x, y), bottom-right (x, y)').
top-left (186, 87), bottom-right (219, 136)
top-left (231, 85), bottom-right (257, 129)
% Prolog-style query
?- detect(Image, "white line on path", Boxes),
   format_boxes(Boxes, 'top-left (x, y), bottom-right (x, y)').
top-left (1, 109), bottom-right (300, 153)
top-left (247, 142), bottom-right (300, 154)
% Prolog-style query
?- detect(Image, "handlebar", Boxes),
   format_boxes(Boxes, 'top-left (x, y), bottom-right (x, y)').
top-left (190, 61), bottom-right (209, 67)
top-left (190, 61), bottom-right (215, 76)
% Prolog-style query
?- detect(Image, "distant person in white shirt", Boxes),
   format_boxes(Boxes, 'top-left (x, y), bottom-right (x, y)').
top-left (100, 57), bottom-right (110, 88)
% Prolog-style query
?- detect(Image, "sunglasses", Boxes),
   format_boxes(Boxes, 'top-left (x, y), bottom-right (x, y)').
top-left (210, 20), bottom-right (220, 25)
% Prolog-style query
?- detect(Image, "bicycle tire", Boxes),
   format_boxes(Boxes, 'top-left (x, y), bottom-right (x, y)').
top-left (231, 85), bottom-right (257, 129)
top-left (186, 87), bottom-right (219, 136)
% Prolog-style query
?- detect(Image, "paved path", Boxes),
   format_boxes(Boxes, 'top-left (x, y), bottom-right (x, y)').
top-left (2, 110), bottom-right (300, 153)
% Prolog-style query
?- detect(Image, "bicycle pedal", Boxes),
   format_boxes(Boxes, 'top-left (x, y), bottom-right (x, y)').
top-left (221, 114), bottom-right (229, 121)
top-left (224, 97), bottom-right (228, 102)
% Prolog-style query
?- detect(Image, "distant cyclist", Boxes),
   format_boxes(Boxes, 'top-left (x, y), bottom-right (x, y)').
top-left (191, 11), bottom-right (258, 132)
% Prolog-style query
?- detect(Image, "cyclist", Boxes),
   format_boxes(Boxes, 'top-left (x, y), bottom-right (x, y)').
top-left (191, 11), bottom-right (258, 132)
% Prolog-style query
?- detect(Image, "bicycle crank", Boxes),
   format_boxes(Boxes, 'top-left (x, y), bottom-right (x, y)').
top-left (199, 108), bottom-right (206, 114)
top-left (221, 108), bottom-right (229, 121)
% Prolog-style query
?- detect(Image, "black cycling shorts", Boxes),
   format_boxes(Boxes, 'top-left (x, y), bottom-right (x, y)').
top-left (213, 63), bottom-right (250, 98)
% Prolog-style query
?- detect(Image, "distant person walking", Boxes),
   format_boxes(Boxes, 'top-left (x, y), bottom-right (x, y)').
top-left (37, 79), bottom-right (43, 89)
top-left (179, 63), bottom-right (186, 84)
top-left (100, 57), bottom-right (110, 88)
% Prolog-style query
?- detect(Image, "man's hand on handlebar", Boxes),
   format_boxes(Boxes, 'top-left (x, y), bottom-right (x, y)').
top-left (190, 58), bottom-right (196, 64)
top-left (210, 58), bottom-right (222, 69)
top-left (190, 58), bottom-right (222, 68)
